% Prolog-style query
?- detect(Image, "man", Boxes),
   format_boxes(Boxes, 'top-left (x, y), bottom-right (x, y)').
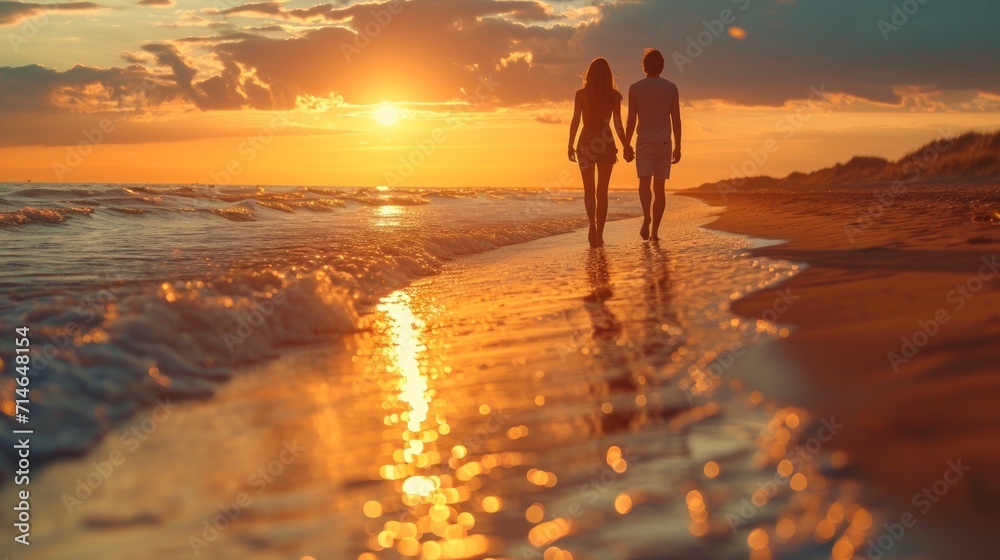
top-left (624, 48), bottom-right (682, 242)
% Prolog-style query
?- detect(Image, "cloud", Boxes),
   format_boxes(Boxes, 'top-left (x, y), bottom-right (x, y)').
top-left (212, 0), bottom-right (559, 24)
top-left (138, 0), bottom-right (175, 7)
top-left (577, 0), bottom-right (1000, 106)
top-left (0, 63), bottom-right (179, 113)
top-left (534, 113), bottom-right (561, 124)
top-left (189, 0), bottom-right (1000, 110)
top-left (2, 0), bottom-right (1000, 149)
top-left (168, 0), bottom-right (578, 110)
top-left (0, 0), bottom-right (105, 26)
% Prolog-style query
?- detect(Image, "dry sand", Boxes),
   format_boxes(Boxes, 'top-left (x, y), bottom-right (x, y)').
top-left (683, 185), bottom-right (1000, 556)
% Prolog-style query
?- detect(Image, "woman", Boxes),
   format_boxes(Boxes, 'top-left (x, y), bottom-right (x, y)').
top-left (568, 57), bottom-right (630, 248)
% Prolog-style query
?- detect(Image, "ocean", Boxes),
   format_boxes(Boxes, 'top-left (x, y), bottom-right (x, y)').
top-left (0, 184), bottom-right (642, 464)
top-left (1, 185), bottom-right (882, 559)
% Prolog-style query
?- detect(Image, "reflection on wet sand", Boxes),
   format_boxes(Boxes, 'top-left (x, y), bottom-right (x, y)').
top-left (352, 208), bottom-right (878, 560)
top-left (582, 248), bottom-right (653, 436)
top-left (363, 292), bottom-right (492, 559)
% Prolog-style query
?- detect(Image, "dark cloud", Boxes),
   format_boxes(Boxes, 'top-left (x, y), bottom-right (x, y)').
top-left (173, 32), bottom-right (264, 43)
top-left (534, 113), bottom-right (562, 125)
top-left (0, 63), bottom-right (176, 113)
top-left (186, 0), bottom-right (1000, 110)
top-left (1, 0), bottom-right (999, 144)
top-left (0, 0), bottom-right (104, 26)
top-left (244, 24), bottom-right (284, 32)
top-left (140, 43), bottom-right (263, 110)
top-left (578, 0), bottom-right (1000, 106)
top-left (214, 0), bottom-right (558, 24)
top-left (98, 0), bottom-right (574, 112)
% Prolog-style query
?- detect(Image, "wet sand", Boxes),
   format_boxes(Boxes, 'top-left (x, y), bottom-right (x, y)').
top-left (6, 196), bottom-right (884, 560)
top-left (683, 185), bottom-right (1000, 558)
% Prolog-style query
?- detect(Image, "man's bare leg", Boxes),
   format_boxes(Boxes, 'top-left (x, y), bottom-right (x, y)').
top-left (638, 175), bottom-right (652, 240)
top-left (596, 164), bottom-right (613, 246)
top-left (650, 177), bottom-right (666, 242)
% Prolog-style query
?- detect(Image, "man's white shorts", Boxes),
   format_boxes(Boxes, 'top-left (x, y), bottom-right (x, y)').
top-left (636, 141), bottom-right (671, 179)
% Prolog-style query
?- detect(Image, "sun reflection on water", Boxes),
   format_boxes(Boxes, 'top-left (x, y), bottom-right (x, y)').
top-left (365, 291), bottom-right (495, 559)
top-left (374, 205), bottom-right (404, 228)
top-left (354, 204), bottom-right (874, 559)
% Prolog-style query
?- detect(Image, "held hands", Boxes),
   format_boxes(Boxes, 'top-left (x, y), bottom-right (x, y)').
top-left (623, 145), bottom-right (635, 163)
top-left (672, 147), bottom-right (682, 164)
top-left (568, 146), bottom-right (577, 163)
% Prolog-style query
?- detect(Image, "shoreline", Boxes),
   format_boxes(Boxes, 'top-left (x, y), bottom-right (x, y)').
top-left (10, 198), bottom-right (857, 559)
top-left (680, 187), bottom-right (1000, 556)
top-left (8, 189), bottom-right (997, 558)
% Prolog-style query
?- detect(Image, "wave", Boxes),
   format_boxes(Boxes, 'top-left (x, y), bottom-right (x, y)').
top-left (0, 210), bottom-right (636, 466)
top-left (0, 206), bottom-right (94, 226)
top-left (211, 206), bottom-right (256, 222)
top-left (0, 184), bottom-right (444, 227)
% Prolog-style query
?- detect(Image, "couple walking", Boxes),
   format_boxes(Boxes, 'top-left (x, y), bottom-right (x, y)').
top-left (568, 49), bottom-right (682, 247)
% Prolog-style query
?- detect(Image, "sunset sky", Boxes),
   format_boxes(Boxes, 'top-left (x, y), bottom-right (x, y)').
top-left (1, 0), bottom-right (998, 189)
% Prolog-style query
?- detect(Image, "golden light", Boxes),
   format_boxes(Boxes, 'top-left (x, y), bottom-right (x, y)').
top-left (401, 475), bottom-right (436, 498)
top-left (528, 518), bottom-right (571, 547)
top-left (374, 205), bottom-right (403, 228)
top-left (748, 528), bottom-right (769, 550)
top-left (614, 493), bottom-right (632, 515)
top-left (790, 473), bottom-right (808, 491)
top-left (481, 496), bottom-right (502, 513)
top-left (363, 500), bottom-right (383, 518)
top-left (729, 26), bottom-right (748, 40)
top-left (775, 518), bottom-right (796, 540)
top-left (815, 518), bottom-right (836, 541)
top-left (375, 103), bottom-right (402, 126)
top-left (526, 503), bottom-right (545, 523)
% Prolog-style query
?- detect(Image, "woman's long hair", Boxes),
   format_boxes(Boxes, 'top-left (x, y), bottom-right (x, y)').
top-left (582, 57), bottom-right (617, 122)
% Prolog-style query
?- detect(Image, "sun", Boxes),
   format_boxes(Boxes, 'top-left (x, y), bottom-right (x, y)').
top-left (374, 103), bottom-right (401, 126)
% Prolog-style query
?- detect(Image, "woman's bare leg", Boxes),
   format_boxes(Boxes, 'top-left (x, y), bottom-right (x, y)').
top-left (581, 164), bottom-right (598, 246)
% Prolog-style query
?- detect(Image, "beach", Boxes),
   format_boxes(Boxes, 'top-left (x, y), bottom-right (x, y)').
top-left (685, 184), bottom-right (1000, 557)
top-left (0, 185), bottom-right (995, 559)
top-left (2, 0), bottom-right (998, 557)
top-left (4, 192), bottom-right (877, 560)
